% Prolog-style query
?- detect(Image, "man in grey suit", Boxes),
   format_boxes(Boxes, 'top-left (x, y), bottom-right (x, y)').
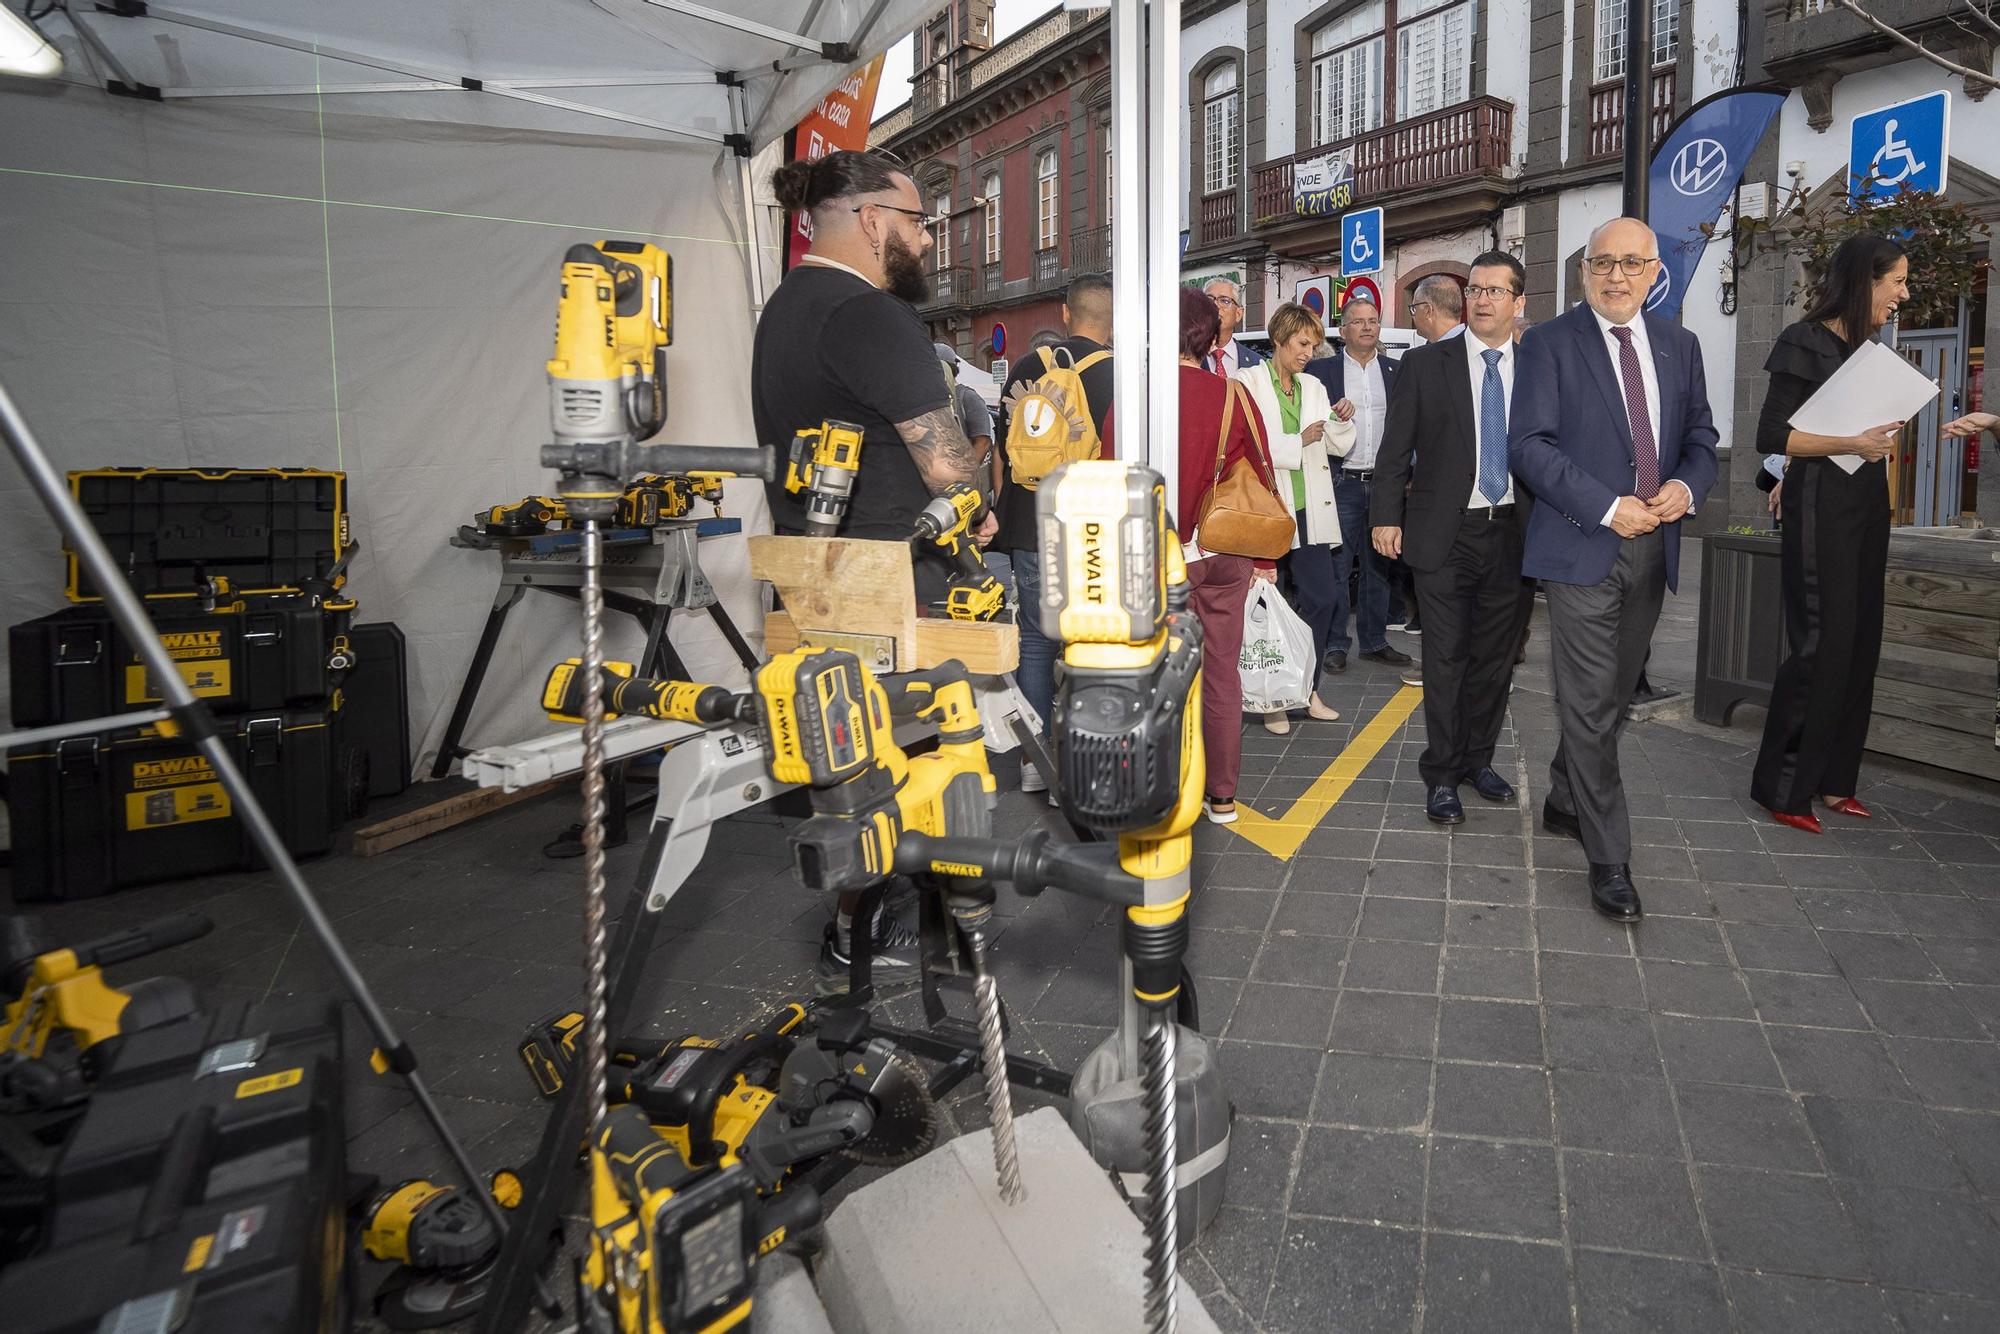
top-left (1509, 218), bottom-right (1718, 922)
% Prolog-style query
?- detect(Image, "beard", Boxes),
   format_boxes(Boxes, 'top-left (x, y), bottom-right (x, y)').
top-left (883, 232), bottom-right (931, 304)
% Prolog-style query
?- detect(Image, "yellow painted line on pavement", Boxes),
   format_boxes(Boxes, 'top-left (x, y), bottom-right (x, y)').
top-left (1230, 685), bottom-right (1424, 861)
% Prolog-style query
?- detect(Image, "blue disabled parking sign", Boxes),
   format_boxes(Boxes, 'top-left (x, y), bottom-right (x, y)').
top-left (1849, 90), bottom-right (1949, 205)
top-left (1341, 207), bottom-right (1383, 278)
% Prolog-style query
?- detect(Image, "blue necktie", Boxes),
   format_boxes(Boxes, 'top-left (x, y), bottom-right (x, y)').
top-left (1478, 347), bottom-right (1509, 505)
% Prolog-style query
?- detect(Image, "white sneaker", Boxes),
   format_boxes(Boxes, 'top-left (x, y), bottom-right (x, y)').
top-left (1262, 711), bottom-right (1292, 735)
top-left (1018, 759), bottom-right (1048, 794)
top-left (1308, 693), bottom-right (1340, 721)
top-left (1203, 798), bottom-right (1239, 825)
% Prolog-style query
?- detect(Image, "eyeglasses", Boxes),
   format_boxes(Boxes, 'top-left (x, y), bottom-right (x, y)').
top-left (1583, 255), bottom-right (1659, 276)
top-left (1408, 300), bottom-right (1433, 313)
top-left (1208, 294), bottom-right (1241, 308)
top-left (1464, 284), bottom-right (1520, 300)
top-left (854, 202), bottom-right (939, 226)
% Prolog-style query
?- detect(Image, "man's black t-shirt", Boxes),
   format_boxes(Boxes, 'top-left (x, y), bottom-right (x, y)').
top-left (753, 263), bottom-right (952, 545)
top-left (993, 336), bottom-right (1114, 552)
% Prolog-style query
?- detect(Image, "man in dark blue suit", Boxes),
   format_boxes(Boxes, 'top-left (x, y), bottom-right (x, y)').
top-left (1510, 218), bottom-right (1718, 922)
top-left (1304, 297), bottom-right (1414, 677)
top-left (1200, 277), bottom-right (1266, 375)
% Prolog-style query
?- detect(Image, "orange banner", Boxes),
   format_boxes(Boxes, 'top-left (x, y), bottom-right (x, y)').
top-left (786, 57), bottom-right (886, 271)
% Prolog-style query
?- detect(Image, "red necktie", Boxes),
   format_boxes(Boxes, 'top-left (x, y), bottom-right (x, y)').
top-left (1610, 327), bottom-right (1660, 500)
top-left (1211, 351), bottom-right (1226, 376)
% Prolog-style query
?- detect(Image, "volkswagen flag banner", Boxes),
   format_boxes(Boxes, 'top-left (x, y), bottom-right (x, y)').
top-left (1645, 85), bottom-right (1787, 321)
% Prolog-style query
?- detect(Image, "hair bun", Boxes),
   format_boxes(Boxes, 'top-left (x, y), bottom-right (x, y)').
top-left (771, 159), bottom-right (815, 213)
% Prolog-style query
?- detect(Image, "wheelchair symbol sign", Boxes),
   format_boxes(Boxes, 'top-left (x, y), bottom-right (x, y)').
top-left (1849, 91), bottom-right (1948, 204)
top-left (1342, 207), bottom-right (1383, 278)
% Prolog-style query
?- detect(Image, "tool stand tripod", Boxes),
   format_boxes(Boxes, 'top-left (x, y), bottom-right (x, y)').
top-left (431, 518), bottom-right (759, 778)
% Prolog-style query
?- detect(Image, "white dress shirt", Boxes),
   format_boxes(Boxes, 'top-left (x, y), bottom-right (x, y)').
top-left (1212, 338), bottom-right (1253, 377)
top-left (1590, 310), bottom-right (1693, 528)
top-left (1342, 352), bottom-right (1388, 470)
top-left (1464, 334), bottom-right (1515, 508)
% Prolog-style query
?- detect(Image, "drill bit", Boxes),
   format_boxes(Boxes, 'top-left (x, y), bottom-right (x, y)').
top-left (1141, 1008), bottom-right (1178, 1334)
top-left (968, 931), bottom-right (1024, 1205)
top-left (578, 519), bottom-right (610, 1139)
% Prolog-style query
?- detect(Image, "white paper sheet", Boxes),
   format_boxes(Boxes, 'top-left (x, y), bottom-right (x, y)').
top-left (1788, 340), bottom-right (1941, 474)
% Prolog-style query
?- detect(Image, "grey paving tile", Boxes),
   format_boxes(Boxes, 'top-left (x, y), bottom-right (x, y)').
top-left (1425, 1138), bottom-right (1561, 1238)
top-left (1447, 865), bottom-right (1532, 907)
top-left (1697, 1166), bottom-right (1874, 1280)
top-left (1933, 1109), bottom-right (2000, 1196)
top-left (1329, 990), bottom-right (1439, 1059)
top-left (1630, 843), bottom-right (1700, 883)
top-left (1889, 895), bottom-right (2000, 939)
top-left (1920, 935), bottom-right (2000, 987)
top-left (1767, 1026), bottom-right (1915, 1101)
top-left (1653, 1014), bottom-right (1784, 1089)
top-left (1724, 1272), bottom-right (1898, 1334)
top-left (1266, 891), bottom-right (1362, 938)
top-left (1708, 882), bottom-right (1811, 927)
top-left (1886, 1036), bottom-right (2000, 1111)
top-left (1362, 859), bottom-right (1448, 900)
top-left (1692, 847), bottom-right (1783, 886)
top-left (1186, 927), bottom-right (1262, 980)
top-left (1563, 1149), bottom-right (1707, 1258)
top-left (1299, 826), bottom-right (1381, 861)
top-left (1436, 997), bottom-right (1545, 1066)
top-left (1836, 1180), bottom-right (2000, 1300)
top-left (1445, 901), bottom-right (1535, 951)
top-left (1773, 853), bottom-right (1881, 891)
top-left (1216, 1039), bottom-right (1326, 1121)
top-left (1537, 908), bottom-right (1638, 957)
top-left (1290, 856), bottom-right (1372, 895)
top-left (1250, 933), bottom-right (1345, 989)
top-left (1885, 1290), bottom-right (2000, 1332)
top-left (1378, 830), bottom-right (1448, 863)
top-left (1540, 951), bottom-right (1645, 1009)
top-left (1433, 1062), bottom-right (1553, 1141)
top-left (1226, 1118), bottom-right (1303, 1208)
top-left (1222, 981), bottom-right (1339, 1048)
top-left (1958, 985), bottom-right (2000, 1040)
top-left (1574, 1250), bottom-right (1728, 1334)
top-left (1742, 969), bottom-right (1872, 1030)
top-left (1850, 978), bottom-right (1987, 1040)
top-left (1192, 1207), bottom-right (1286, 1320)
top-left (1545, 1004), bottom-right (1662, 1077)
top-left (1312, 1052), bottom-right (1432, 1130)
top-left (1802, 1094), bottom-right (1971, 1191)
top-left (1820, 930), bottom-right (1946, 982)
top-left (1553, 1070), bottom-right (1683, 1156)
top-left (1192, 887), bottom-right (1281, 933)
top-left (1641, 960), bottom-right (1756, 1019)
top-left (1288, 1127), bottom-right (1426, 1225)
top-left (1208, 852), bottom-right (1292, 889)
top-left (1674, 1081), bottom-right (1822, 1172)
top-left (1794, 887), bottom-right (1903, 933)
top-left (1340, 938), bottom-right (1440, 993)
top-left (1681, 819), bottom-right (1765, 851)
top-left (1724, 923), bottom-right (1836, 974)
top-left (1631, 877), bottom-right (1713, 920)
top-left (1420, 1233), bottom-right (1570, 1334)
top-left (1356, 896), bottom-right (1447, 943)
top-left (1264, 1218), bottom-right (1419, 1334)
top-left (1439, 946), bottom-right (1537, 1001)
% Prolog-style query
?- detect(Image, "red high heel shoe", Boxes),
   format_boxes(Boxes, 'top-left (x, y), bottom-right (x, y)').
top-left (1821, 797), bottom-right (1873, 819)
top-left (1770, 810), bottom-right (1823, 835)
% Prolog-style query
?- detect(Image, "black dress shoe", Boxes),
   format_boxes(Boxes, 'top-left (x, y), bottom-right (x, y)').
top-left (1325, 648), bottom-right (1349, 674)
top-left (1589, 863), bottom-right (1643, 921)
top-left (1426, 785), bottom-right (1465, 825)
top-left (1541, 800), bottom-right (1584, 844)
top-left (1361, 644), bottom-right (1414, 667)
top-left (1467, 766), bottom-right (1515, 803)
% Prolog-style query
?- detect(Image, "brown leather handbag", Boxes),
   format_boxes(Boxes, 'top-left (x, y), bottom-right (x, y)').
top-left (1194, 380), bottom-right (1296, 559)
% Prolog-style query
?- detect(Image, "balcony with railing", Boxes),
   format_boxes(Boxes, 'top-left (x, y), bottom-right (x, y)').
top-left (1035, 247), bottom-right (1062, 284)
top-left (1763, 0), bottom-right (1975, 123)
top-left (1586, 67), bottom-right (1678, 160)
top-left (1071, 223), bottom-right (1110, 273)
top-left (920, 263), bottom-right (982, 311)
top-left (1251, 96), bottom-right (1512, 229)
top-left (1200, 191), bottom-right (1241, 249)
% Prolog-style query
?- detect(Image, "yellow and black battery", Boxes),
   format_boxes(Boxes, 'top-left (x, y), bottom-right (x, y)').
top-left (6, 708), bottom-right (341, 901)
top-left (66, 467), bottom-right (349, 603)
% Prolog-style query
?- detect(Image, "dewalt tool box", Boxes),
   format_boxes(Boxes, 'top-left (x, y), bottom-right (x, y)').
top-left (66, 467), bottom-right (347, 603)
top-left (0, 998), bottom-right (346, 1332)
top-left (344, 621), bottom-right (411, 797)
top-left (6, 707), bottom-right (339, 901)
top-left (9, 598), bottom-right (349, 728)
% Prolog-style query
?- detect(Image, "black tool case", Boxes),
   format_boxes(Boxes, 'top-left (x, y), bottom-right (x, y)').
top-left (6, 707), bottom-right (339, 901)
top-left (9, 597), bottom-right (350, 728)
top-left (342, 622), bottom-right (411, 797)
top-left (0, 998), bottom-right (346, 1332)
top-left (66, 467), bottom-right (348, 603)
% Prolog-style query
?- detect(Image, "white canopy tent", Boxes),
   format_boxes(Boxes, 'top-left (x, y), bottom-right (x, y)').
top-left (0, 0), bottom-right (937, 779)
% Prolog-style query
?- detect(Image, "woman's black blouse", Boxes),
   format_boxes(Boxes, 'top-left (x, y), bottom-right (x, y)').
top-left (1756, 321), bottom-right (1850, 456)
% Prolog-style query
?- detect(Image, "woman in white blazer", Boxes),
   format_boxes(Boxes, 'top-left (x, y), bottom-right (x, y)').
top-left (1233, 302), bottom-right (1345, 734)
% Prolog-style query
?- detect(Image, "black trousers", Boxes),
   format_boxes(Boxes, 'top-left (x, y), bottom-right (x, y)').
top-left (1751, 457), bottom-right (1890, 814)
top-left (1410, 504), bottom-right (1527, 790)
top-left (1544, 528), bottom-right (1668, 864)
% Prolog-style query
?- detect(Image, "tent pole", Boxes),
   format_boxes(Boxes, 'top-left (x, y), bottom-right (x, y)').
top-left (732, 85), bottom-right (769, 316)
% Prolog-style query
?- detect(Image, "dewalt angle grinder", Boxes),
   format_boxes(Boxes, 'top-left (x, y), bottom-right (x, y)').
top-left (359, 1169), bottom-right (531, 1329)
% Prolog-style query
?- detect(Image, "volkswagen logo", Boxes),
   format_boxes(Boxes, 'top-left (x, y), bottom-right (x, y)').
top-left (1670, 138), bottom-right (1730, 197)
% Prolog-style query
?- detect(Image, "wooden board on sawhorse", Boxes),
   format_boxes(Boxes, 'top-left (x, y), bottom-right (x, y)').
top-left (750, 534), bottom-right (1019, 674)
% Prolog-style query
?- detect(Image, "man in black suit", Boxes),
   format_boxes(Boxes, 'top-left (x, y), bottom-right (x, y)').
top-left (1304, 297), bottom-right (1416, 681)
top-left (1372, 252), bottom-right (1530, 825)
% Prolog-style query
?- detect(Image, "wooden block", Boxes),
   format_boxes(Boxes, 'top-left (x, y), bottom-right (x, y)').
top-left (766, 610), bottom-right (1021, 675)
top-left (351, 775), bottom-right (569, 856)
top-left (750, 535), bottom-right (917, 662)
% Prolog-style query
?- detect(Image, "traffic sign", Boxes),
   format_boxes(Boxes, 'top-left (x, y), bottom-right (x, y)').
top-left (1295, 275), bottom-right (1332, 320)
top-left (1342, 276), bottom-right (1382, 312)
top-left (992, 322), bottom-right (1008, 356)
top-left (1341, 207), bottom-right (1383, 278)
top-left (1849, 90), bottom-right (1949, 205)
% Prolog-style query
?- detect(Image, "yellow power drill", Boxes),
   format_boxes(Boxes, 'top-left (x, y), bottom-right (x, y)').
top-left (913, 482), bottom-right (1005, 622)
top-left (783, 420), bottom-right (865, 536)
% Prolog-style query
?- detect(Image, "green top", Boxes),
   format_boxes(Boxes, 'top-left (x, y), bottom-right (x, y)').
top-left (1267, 361), bottom-right (1305, 511)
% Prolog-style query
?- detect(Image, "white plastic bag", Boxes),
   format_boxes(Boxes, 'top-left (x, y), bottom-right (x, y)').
top-left (1239, 582), bottom-right (1312, 713)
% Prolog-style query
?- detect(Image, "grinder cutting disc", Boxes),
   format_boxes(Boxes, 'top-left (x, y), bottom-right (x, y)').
top-left (839, 1049), bottom-right (938, 1167)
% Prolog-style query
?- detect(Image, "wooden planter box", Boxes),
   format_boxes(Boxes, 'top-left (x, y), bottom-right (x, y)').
top-left (1696, 527), bottom-right (2000, 782)
top-left (1695, 532), bottom-right (1785, 726)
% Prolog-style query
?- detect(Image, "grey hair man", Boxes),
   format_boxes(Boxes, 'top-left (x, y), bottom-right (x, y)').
top-left (1201, 276), bottom-right (1267, 376)
top-left (1409, 275), bottom-right (1465, 342)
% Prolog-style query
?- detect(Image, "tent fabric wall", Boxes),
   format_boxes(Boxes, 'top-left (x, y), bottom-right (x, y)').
top-left (0, 81), bottom-right (782, 777)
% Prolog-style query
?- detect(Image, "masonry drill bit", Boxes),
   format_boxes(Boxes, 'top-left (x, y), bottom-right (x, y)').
top-left (968, 930), bottom-right (1024, 1205)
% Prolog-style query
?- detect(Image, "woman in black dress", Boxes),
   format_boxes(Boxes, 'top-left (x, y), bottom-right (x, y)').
top-left (1750, 233), bottom-right (1910, 834)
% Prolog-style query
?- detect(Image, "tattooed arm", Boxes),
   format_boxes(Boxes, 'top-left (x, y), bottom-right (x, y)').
top-left (895, 405), bottom-right (985, 500)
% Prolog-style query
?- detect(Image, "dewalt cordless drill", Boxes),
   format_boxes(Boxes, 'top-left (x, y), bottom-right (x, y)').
top-left (782, 420), bottom-right (865, 536)
top-left (913, 482), bottom-right (1005, 622)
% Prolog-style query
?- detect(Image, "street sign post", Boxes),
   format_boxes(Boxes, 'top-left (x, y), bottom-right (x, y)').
top-left (1342, 206), bottom-right (1383, 278)
top-left (1849, 90), bottom-right (1949, 205)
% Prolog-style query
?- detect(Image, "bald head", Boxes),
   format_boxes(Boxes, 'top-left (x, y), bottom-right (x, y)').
top-left (1579, 216), bottom-right (1661, 325)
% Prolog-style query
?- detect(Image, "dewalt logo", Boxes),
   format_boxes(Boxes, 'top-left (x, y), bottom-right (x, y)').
top-left (131, 755), bottom-right (216, 789)
top-left (929, 861), bottom-right (987, 880)
top-left (157, 629), bottom-right (224, 661)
